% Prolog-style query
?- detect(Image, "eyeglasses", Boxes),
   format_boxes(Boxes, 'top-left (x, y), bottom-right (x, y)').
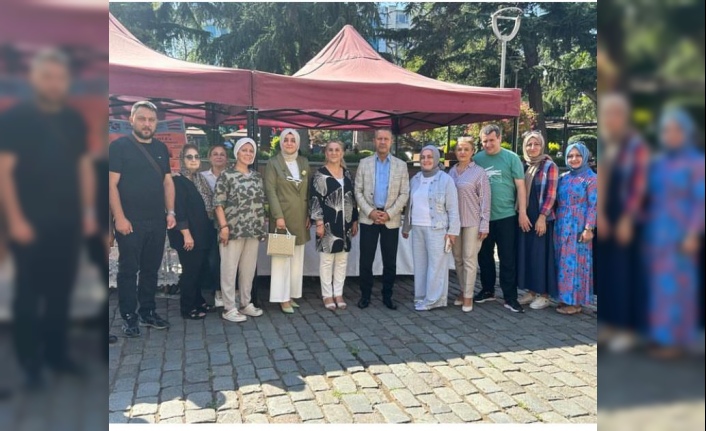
top-left (184, 155), bottom-right (199, 160)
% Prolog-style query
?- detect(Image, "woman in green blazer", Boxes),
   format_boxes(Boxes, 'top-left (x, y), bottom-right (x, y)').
top-left (264, 129), bottom-right (311, 313)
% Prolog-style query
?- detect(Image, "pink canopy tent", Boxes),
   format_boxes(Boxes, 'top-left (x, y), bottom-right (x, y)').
top-left (249, 25), bottom-right (521, 133)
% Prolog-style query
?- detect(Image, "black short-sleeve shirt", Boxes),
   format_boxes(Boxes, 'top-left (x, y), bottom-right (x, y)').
top-left (108, 135), bottom-right (170, 222)
top-left (0, 103), bottom-right (87, 228)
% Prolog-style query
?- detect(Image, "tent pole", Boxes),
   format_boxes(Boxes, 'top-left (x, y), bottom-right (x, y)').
top-left (446, 126), bottom-right (451, 158)
top-left (247, 108), bottom-right (259, 169)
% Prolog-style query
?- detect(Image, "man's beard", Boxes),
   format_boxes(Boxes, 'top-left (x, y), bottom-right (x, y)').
top-left (133, 127), bottom-right (156, 140)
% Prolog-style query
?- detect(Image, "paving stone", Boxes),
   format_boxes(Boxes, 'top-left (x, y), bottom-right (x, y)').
top-left (216, 390), bottom-right (239, 411)
top-left (506, 406), bottom-right (539, 423)
top-left (466, 393), bottom-right (501, 415)
top-left (549, 399), bottom-right (589, 418)
top-left (352, 413), bottom-right (385, 423)
top-left (342, 394), bottom-right (373, 414)
top-left (130, 402), bottom-right (159, 416)
top-left (401, 374), bottom-right (433, 395)
top-left (241, 393), bottom-right (267, 415)
top-left (433, 387), bottom-right (463, 404)
top-left (294, 401), bottom-right (325, 421)
top-left (315, 390), bottom-right (340, 406)
top-left (434, 412), bottom-right (464, 423)
top-left (506, 371), bottom-right (536, 386)
top-left (352, 372), bottom-right (379, 389)
top-left (267, 396), bottom-right (296, 417)
top-left (434, 366), bottom-right (465, 381)
top-left (513, 393), bottom-right (553, 415)
top-left (552, 372), bottom-right (588, 388)
top-left (185, 392), bottom-right (213, 410)
top-left (448, 402), bottom-right (482, 422)
top-left (539, 411), bottom-right (572, 423)
top-left (488, 412), bottom-right (514, 423)
top-left (305, 376), bottom-right (330, 392)
top-left (158, 400), bottom-right (184, 420)
top-left (217, 410), bottom-right (243, 423)
top-left (185, 409), bottom-right (216, 423)
top-left (450, 379), bottom-right (478, 396)
top-left (376, 403), bottom-right (411, 423)
top-left (109, 391), bottom-right (134, 412)
top-left (472, 378), bottom-right (502, 394)
top-left (130, 415), bottom-right (156, 424)
top-left (262, 383), bottom-right (287, 397)
top-left (322, 404), bottom-right (353, 423)
top-left (389, 389), bottom-right (421, 408)
top-left (487, 391), bottom-right (518, 409)
top-left (377, 373), bottom-right (405, 390)
top-left (332, 376), bottom-right (357, 394)
top-left (109, 412), bottom-right (129, 424)
top-left (244, 414), bottom-right (269, 424)
top-left (417, 394), bottom-right (451, 414)
top-left (290, 387), bottom-right (316, 402)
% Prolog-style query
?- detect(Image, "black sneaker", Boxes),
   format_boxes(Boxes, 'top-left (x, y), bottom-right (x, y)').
top-left (474, 291), bottom-right (496, 303)
top-left (139, 310), bottom-right (170, 329)
top-left (504, 300), bottom-right (525, 314)
top-left (122, 314), bottom-right (141, 337)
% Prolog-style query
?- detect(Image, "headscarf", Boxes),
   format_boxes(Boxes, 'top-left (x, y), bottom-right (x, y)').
top-left (420, 145), bottom-right (440, 178)
top-left (233, 137), bottom-right (256, 164)
top-left (179, 146), bottom-right (214, 219)
top-left (659, 107), bottom-right (697, 157)
top-left (565, 142), bottom-right (591, 176)
top-left (280, 128), bottom-right (300, 162)
top-left (522, 131), bottom-right (553, 204)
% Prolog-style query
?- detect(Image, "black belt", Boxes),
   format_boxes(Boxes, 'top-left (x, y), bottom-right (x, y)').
top-left (376, 208), bottom-right (385, 211)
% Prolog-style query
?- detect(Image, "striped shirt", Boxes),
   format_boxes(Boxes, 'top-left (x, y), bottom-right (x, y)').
top-left (449, 162), bottom-right (491, 232)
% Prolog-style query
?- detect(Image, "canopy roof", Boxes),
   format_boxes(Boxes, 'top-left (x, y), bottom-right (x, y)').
top-left (251, 25), bottom-right (521, 133)
top-left (109, 13), bottom-right (251, 110)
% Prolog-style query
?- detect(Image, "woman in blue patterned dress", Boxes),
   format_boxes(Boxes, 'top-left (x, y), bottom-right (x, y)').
top-left (645, 108), bottom-right (705, 358)
top-left (554, 142), bottom-right (597, 315)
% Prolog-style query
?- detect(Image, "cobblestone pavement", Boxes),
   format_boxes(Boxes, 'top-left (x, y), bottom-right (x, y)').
top-left (108, 274), bottom-right (597, 424)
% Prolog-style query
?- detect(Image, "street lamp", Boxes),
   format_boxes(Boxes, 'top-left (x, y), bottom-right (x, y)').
top-left (491, 7), bottom-right (522, 88)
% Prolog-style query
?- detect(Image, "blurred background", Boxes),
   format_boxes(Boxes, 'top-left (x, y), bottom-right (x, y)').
top-left (597, 1), bottom-right (705, 431)
top-left (0, 1), bottom-right (107, 430)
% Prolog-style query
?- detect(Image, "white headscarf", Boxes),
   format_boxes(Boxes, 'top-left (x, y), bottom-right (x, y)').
top-left (280, 128), bottom-right (301, 162)
top-left (233, 137), bottom-right (256, 163)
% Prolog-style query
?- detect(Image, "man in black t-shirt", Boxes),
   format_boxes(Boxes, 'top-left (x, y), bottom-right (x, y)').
top-left (0, 49), bottom-right (98, 390)
top-left (109, 101), bottom-right (176, 337)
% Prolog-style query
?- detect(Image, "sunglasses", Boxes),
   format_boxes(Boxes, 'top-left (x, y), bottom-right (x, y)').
top-left (184, 154), bottom-right (199, 160)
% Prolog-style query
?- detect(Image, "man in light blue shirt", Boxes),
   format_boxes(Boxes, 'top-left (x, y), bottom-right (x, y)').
top-left (374, 153), bottom-right (391, 209)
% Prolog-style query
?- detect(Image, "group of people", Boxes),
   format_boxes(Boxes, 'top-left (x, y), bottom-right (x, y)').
top-left (107, 100), bottom-right (601, 340)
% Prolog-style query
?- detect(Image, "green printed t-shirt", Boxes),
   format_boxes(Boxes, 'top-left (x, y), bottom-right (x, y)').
top-left (473, 148), bottom-right (524, 221)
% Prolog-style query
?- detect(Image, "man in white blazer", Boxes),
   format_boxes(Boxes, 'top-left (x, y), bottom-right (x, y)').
top-left (354, 129), bottom-right (410, 309)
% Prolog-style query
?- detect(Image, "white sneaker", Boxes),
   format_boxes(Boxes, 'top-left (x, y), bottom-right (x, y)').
top-left (529, 296), bottom-right (551, 310)
top-left (462, 304), bottom-right (474, 313)
top-left (240, 303), bottom-right (263, 317)
top-left (518, 292), bottom-right (536, 305)
top-left (222, 308), bottom-right (247, 322)
top-left (214, 291), bottom-right (224, 308)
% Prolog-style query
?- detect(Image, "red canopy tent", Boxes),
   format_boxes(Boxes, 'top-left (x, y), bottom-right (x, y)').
top-left (109, 13), bottom-right (250, 121)
top-left (250, 25), bottom-right (521, 133)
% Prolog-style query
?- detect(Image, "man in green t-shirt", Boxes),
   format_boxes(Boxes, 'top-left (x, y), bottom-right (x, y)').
top-left (472, 124), bottom-right (531, 313)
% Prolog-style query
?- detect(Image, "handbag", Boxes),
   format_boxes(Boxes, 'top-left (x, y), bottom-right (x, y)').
top-left (267, 228), bottom-right (296, 257)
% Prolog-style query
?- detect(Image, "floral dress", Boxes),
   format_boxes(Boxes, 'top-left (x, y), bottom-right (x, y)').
top-left (554, 169), bottom-right (597, 306)
top-left (310, 166), bottom-right (359, 253)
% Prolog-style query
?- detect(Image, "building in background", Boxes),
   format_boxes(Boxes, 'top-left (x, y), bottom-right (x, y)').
top-left (375, 2), bottom-right (410, 64)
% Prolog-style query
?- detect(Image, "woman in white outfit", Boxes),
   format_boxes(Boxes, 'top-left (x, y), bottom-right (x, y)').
top-left (213, 138), bottom-right (267, 322)
top-left (402, 145), bottom-right (460, 311)
top-left (264, 129), bottom-right (311, 314)
top-left (310, 141), bottom-right (359, 310)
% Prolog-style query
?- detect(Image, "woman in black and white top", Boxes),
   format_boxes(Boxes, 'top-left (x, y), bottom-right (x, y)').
top-left (310, 141), bottom-right (359, 310)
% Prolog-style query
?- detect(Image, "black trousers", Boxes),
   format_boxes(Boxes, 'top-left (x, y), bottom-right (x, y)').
top-left (86, 233), bottom-right (110, 360)
top-left (199, 228), bottom-right (221, 292)
top-left (10, 224), bottom-right (81, 375)
top-left (359, 223), bottom-right (399, 300)
top-left (478, 215), bottom-right (519, 302)
top-left (115, 219), bottom-right (166, 319)
top-left (175, 248), bottom-right (208, 315)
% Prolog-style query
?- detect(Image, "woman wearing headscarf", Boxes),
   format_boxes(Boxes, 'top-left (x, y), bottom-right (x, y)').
top-left (265, 129), bottom-right (311, 314)
top-left (448, 137), bottom-right (491, 313)
top-left (645, 108), bottom-right (704, 358)
top-left (168, 144), bottom-right (215, 320)
top-left (517, 132), bottom-right (559, 310)
top-left (214, 138), bottom-right (267, 323)
top-left (553, 142), bottom-right (597, 315)
top-left (310, 141), bottom-right (359, 310)
top-left (402, 146), bottom-right (460, 311)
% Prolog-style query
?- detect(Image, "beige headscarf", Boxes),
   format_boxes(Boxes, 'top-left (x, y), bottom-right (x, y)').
top-left (280, 128), bottom-right (301, 162)
top-left (522, 132), bottom-right (552, 206)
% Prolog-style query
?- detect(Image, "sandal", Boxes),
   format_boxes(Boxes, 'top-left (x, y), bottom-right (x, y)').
top-left (199, 303), bottom-right (217, 313)
top-left (557, 306), bottom-right (581, 315)
top-left (323, 298), bottom-right (336, 310)
top-left (181, 309), bottom-right (206, 320)
top-left (334, 296), bottom-right (347, 310)
top-left (290, 299), bottom-right (300, 308)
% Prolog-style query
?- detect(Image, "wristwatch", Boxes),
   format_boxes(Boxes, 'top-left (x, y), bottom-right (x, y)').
top-left (167, 210), bottom-right (176, 217)
top-left (584, 225), bottom-right (594, 232)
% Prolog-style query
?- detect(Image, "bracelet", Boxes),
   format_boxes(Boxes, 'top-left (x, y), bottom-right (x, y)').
top-left (167, 210), bottom-right (176, 216)
top-left (219, 225), bottom-right (228, 230)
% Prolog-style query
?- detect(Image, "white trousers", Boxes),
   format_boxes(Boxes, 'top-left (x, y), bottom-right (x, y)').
top-left (269, 245), bottom-right (305, 303)
top-left (319, 251), bottom-right (348, 298)
top-left (451, 226), bottom-right (483, 299)
top-left (412, 226), bottom-right (450, 309)
top-left (219, 238), bottom-right (259, 310)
